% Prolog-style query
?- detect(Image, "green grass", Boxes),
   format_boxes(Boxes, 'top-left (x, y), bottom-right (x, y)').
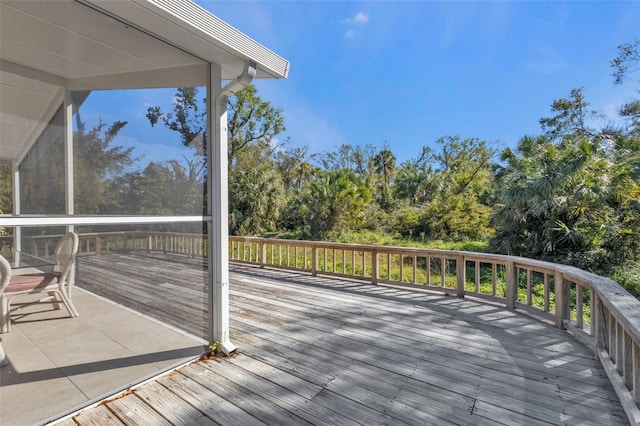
top-left (330, 229), bottom-right (489, 252)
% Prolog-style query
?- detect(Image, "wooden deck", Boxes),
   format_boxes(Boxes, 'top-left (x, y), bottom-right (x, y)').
top-left (66, 252), bottom-right (627, 425)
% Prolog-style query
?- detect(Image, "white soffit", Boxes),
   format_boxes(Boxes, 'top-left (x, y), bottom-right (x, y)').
top-left (83, 0), bottom-right (290, 80)
top-left (0, 73), bottom-right (63, 162)
top-left (0, 0), bottom-right (208, 89)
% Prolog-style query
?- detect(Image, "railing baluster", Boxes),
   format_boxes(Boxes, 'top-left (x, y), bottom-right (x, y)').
top-left (555, 272), bottom-right (569, 329)
top-left (351, 250), bottom-right (356, 276)
top-left (617, 322), bottom-right (624, 375)
top-left (634, 344), bottom-right (640, 404)
top-left (506, 261), bottom-right (517, 309)
top-left (624, 333), bottom-right (633, 389)
top-left (491, 263), bottom-right (497, 296)
top-left (527, 269), bottom-right (532, 306)
top-left (311, 245), bottom-right (317, 276)
top-left (544, 274), bottom-right (550, 312)
top-left (322, 247), bottom-right (326, 271)
top-left (576, 284), bottom-right (583, 329)
top-left (456, 255), bottom-right (465, 297)
top-left (372, 250), bottom-right (378, 285)
top-left (412, 255), bottom-right (417, 284)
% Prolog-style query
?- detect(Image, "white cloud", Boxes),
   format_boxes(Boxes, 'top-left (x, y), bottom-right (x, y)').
top-left (351, 12), bottom-right (369, 24)
top-left (342, 11), bottom-right (369, 39)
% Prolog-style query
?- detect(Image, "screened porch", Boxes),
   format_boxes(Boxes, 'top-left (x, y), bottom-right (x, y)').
top-left (0, 0), bottom-right (288, 423)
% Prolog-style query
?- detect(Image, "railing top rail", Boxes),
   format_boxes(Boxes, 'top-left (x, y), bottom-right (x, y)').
top-left (27, 231), bottom-right (206, 239)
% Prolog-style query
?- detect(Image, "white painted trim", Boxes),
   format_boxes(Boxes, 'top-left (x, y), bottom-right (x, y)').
top-left (11, 165), bottom-right (21, 251)
top-left (64, 92), bottom-right (74, 217)
top-left (0, 216), bottom-right (210, 227)
top-left (207, 62), bottom-right (235, 354)
top-left (67, 64), bottom-right (208, 91)
top-left (64, 92), bottom-right (75, 233)
top-left (0, 59), bottom-right (67, 88)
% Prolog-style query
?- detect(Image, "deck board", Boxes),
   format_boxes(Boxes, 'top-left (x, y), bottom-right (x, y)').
top-left (74, 405), bottom-right (126, 426)
top-left (73, 253), bottom-right (628, 425)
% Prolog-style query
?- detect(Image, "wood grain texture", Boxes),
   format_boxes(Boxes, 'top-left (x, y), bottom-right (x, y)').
top-left (72, 253), bottom-right (628, 425)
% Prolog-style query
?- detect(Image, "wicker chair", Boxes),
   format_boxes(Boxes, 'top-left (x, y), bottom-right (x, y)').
top-left (0, 232), bottom-right (80, 333)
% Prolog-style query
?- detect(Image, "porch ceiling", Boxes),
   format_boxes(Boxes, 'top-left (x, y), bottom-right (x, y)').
top-left (0, 0), bottom-right (289, 163)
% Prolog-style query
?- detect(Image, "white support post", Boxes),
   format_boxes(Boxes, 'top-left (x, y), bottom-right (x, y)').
top-left (12, 165), bottom-right (21, 251)
top-left (207, 63), bottom-right (236, 355)
top-left (64, 91), bottom-right (75, 234)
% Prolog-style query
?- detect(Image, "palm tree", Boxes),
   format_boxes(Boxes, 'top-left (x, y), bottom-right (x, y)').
top-left (372, 147), bottom-right (396, 210)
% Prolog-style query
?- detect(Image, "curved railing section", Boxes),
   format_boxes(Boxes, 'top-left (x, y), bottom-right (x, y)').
top-left (229, 236), bottom-right (640, 424)
top-left (14, 232), bottom-right (640, 423)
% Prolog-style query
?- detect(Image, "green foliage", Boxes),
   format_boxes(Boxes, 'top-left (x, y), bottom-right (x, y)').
top-left (331, 229), bottom-right (488, 252)
top-left (609, 261), bottom-right (640, 298)
top-left (147, 87), bottom-right (205, 149)
top-left (611, 39), bottom-right (640, 137)
top-left (208, 341), bottom-right (221, 354)
top-left (73, 120), bottom-right (136, 215)
top-left (539, 87), bottom-right (598, 139)
top-left (228, 85), bottom-right (285, 170)
top-left (229, 166), bottom-right (284, 236)
top-left (611, 38), bottom-right (640, 86)
top-left (109, 159), bottom-right (205, 216)
top-left (491, 133), bottom-right (639, 264)
top-left (391, 136), bottom-right (496, 241)
top-left (421, 195), bottom-right (493, 241)
top-left (287, 169), bottom-right (371, 239)
top-left (0, 165), bottom-right (11, 216)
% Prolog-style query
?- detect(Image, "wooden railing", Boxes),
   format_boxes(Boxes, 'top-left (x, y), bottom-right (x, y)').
top-left (14, 232), bottom-right (640, 423)
top-left (24, 231), bottom-right (207, 259)
top-left (230, 236), bottom-right (640, 424)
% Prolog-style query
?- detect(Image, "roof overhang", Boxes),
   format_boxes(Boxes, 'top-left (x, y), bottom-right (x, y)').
top-left (82, 0), bottom-right (289, 80)
top-left (0, 0), bottom-right (289, 162)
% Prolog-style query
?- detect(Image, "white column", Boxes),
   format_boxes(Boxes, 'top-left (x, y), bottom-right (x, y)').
top-left (207, 63), bottom-right (236, 354)
top-left (64, 91), bottom-right (74, 233)
top-left (12, 165), bottom-right (21, 251)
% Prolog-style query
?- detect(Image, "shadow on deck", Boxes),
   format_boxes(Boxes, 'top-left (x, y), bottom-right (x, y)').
top-left (12, 252), bottom-right (628, 425)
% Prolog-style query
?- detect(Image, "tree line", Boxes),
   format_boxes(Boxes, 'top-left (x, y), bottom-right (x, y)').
top-left (0, 40), bottom-right (638, 296)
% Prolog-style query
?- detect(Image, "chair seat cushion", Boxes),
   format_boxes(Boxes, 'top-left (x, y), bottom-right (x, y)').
top-left (6, 272), bottom-right (61, 293)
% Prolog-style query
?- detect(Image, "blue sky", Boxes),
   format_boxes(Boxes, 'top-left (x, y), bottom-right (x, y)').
top-left (196, 0), bottom-right (640, 164)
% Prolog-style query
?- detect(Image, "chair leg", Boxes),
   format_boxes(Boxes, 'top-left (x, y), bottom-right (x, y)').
top-left (0, 295), bottom-right (9, 334)
top-left (0, 341), bottom-right (7, 367)
top-left (57, 290), bottom-right (79, 318)
top-left (63, 284), bottom-right (79, 317)
top-left (49, 291), bottom-right (62, 310)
